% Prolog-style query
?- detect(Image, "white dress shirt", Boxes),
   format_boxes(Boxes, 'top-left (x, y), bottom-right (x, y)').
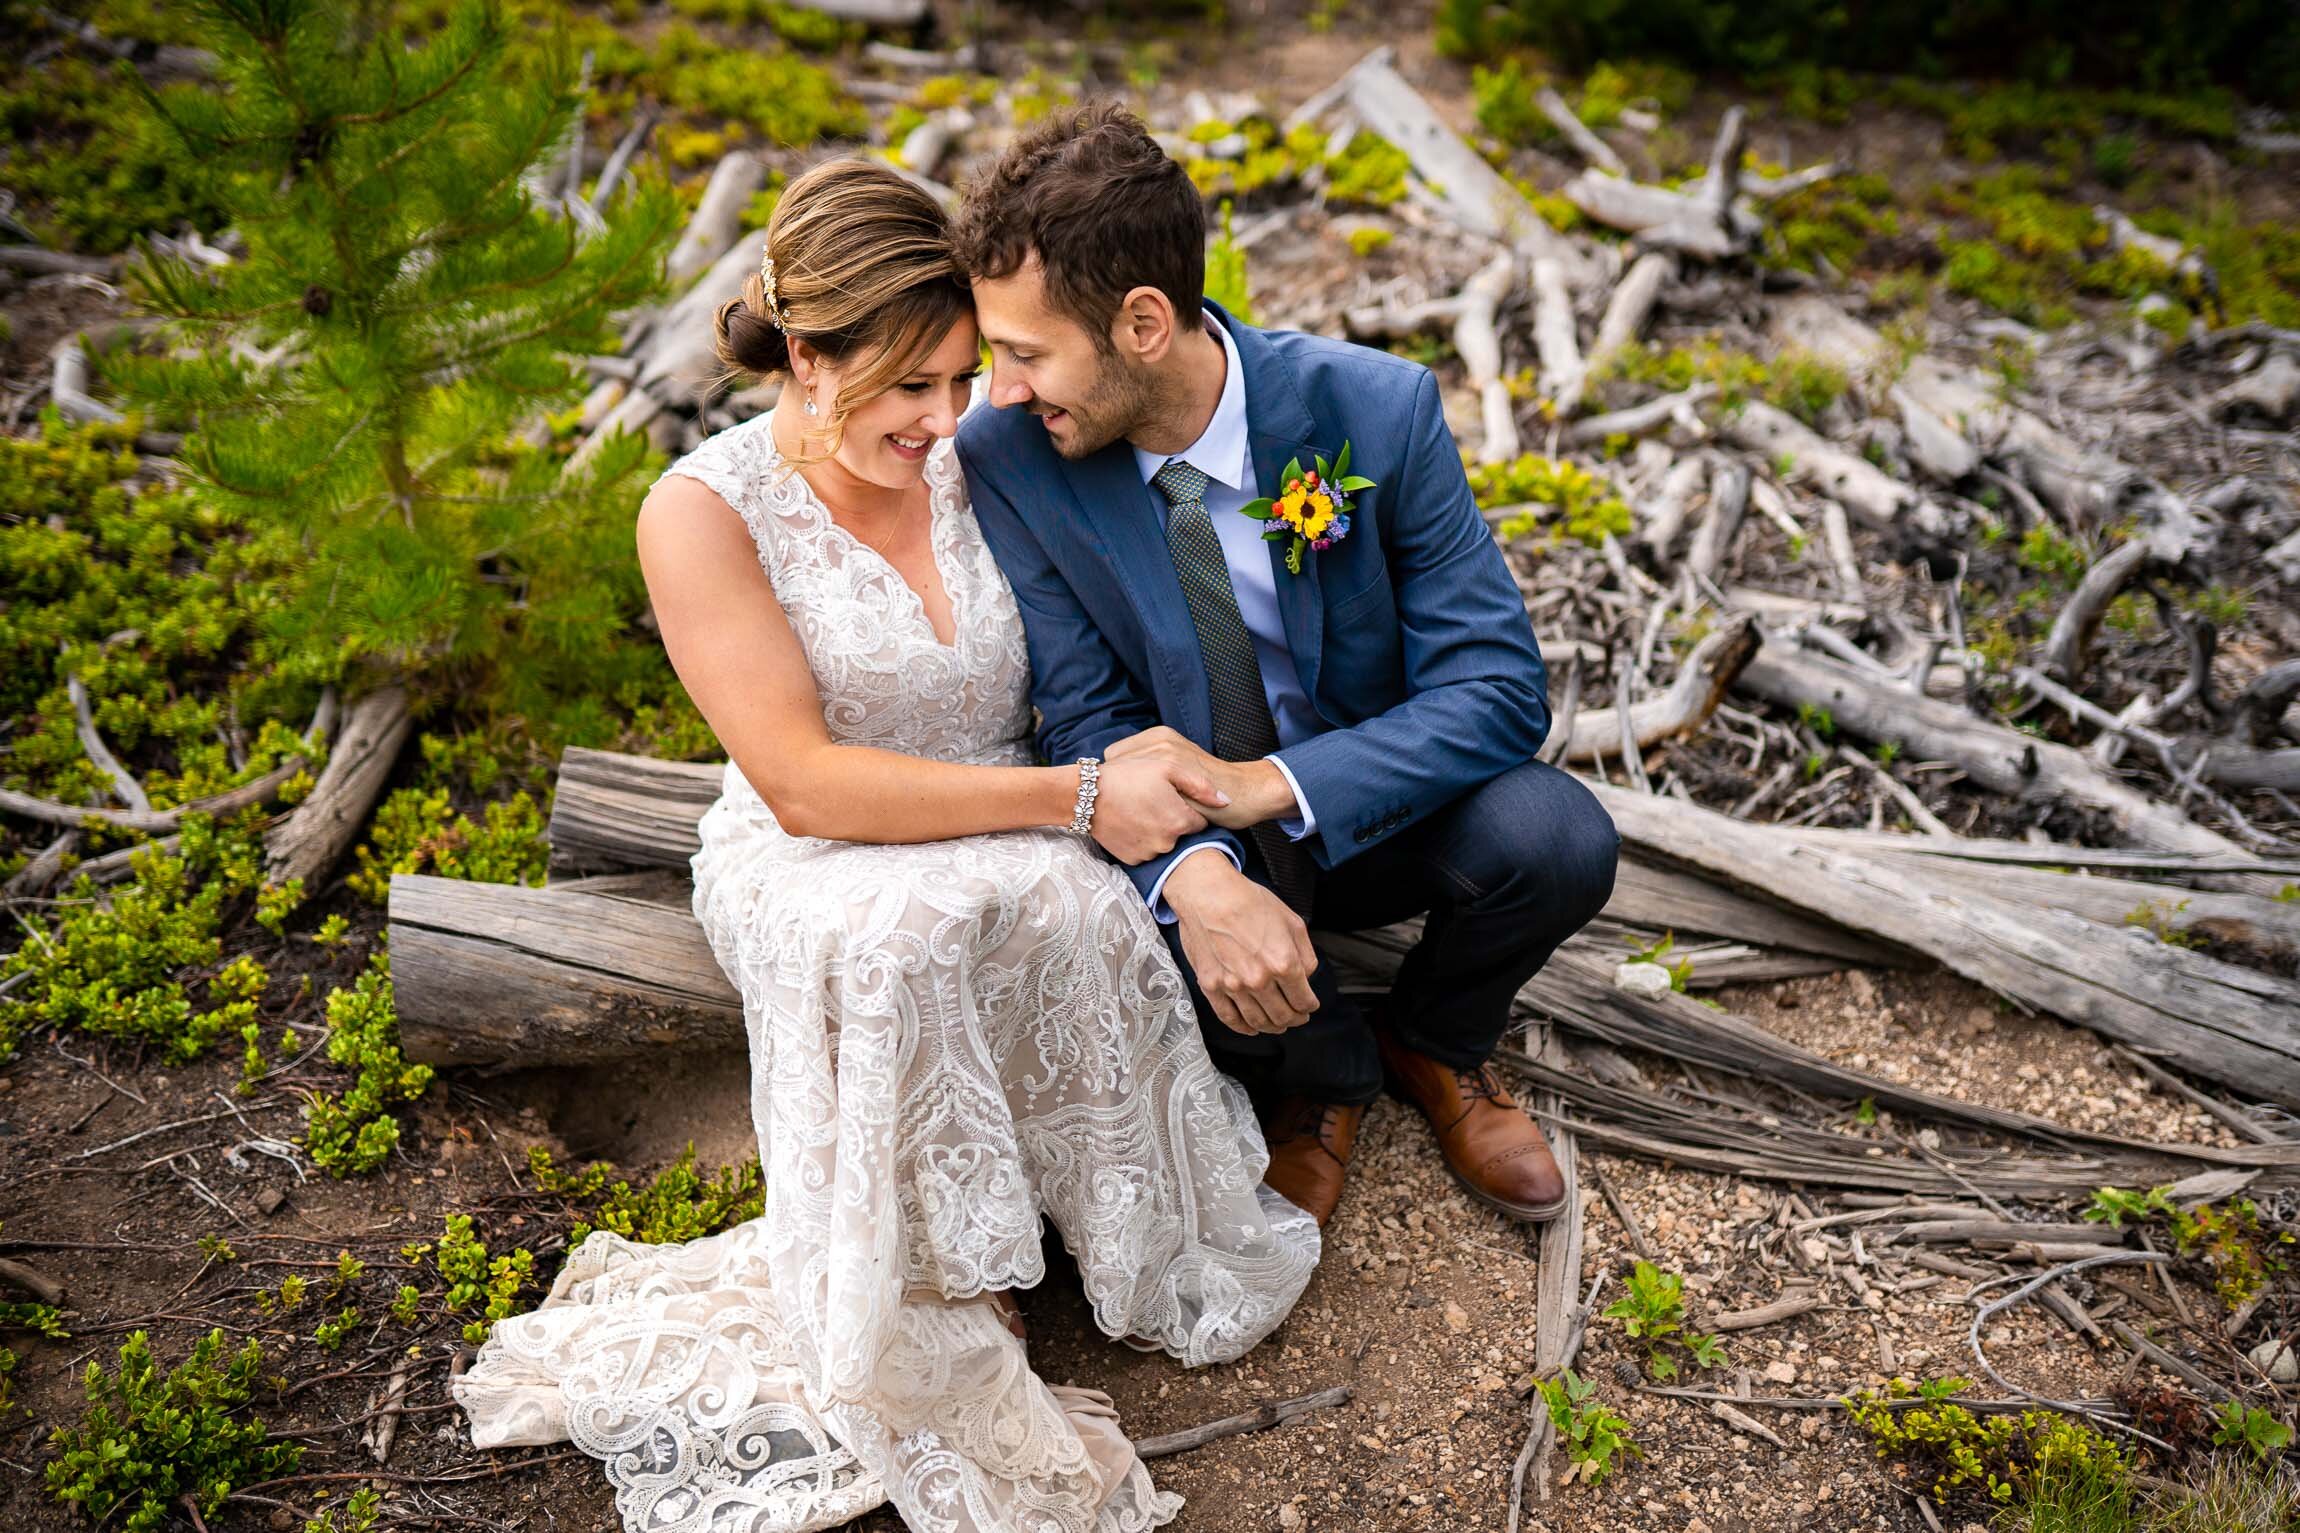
top-left (1133, 309), bottom-right (1322, 922)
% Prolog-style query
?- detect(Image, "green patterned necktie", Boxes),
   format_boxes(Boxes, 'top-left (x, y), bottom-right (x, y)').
top-left (1149, 458), bottom-right (1315, 916)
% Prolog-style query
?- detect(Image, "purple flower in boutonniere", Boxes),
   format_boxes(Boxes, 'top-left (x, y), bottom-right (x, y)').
top-left (1237, 442), bottom-right (1377, 575)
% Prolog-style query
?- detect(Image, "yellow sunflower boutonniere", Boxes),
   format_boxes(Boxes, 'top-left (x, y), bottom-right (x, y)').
top-left (1238, 442), bottom-right (1376, 576)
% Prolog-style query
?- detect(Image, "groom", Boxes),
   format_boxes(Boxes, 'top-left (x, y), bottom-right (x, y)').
top-left (953, 103), bottom-right (1618, 1230)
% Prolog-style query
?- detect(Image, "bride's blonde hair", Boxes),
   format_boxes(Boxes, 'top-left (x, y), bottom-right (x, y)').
top-left (713, 159), bottom-right (970, 461)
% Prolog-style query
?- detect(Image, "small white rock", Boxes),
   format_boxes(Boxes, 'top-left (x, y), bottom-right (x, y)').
top-left (1762, 1359), bottom-right (1798, 1385)
top-left (1615, 961), bottom-right (1675, 997)
top-left (2248, 1339), bottom-right (2299, 1383)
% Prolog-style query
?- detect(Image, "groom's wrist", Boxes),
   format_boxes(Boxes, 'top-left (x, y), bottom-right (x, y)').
top-left (1231, 758), bottom-right (1300, 825)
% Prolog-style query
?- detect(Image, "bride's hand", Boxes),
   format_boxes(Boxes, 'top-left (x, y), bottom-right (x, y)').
top-left (1089, 756), bottom-right (1229, 863)
top-left (1104, 728), bottom-right (1270, 831)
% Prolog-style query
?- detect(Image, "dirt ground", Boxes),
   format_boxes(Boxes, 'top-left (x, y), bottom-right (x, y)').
top-left (0, 954), bottom-right (2261, 1533)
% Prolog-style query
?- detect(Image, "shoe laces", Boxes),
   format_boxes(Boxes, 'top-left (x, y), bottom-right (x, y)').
top-left (1453, 1064), bottom-right (1505, 1105)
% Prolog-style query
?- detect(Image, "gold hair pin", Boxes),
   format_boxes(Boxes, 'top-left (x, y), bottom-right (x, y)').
top-left (759, 247), bottom-right (788, 331)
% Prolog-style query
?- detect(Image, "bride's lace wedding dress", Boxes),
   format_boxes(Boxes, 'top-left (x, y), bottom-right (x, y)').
top-left (452, 414), bottom-right (1321, 1532)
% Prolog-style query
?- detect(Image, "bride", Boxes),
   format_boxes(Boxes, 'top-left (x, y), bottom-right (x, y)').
top-left (450, 158), bottom-right (1321, 1532)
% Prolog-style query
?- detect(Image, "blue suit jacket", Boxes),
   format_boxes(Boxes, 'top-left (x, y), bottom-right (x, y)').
top-left (957, 299), bottom-right (1551, 906)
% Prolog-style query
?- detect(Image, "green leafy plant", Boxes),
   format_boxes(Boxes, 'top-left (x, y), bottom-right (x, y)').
top-left (298, 951), bottom-right (435, 1179)
top-left (313, 1306), bottom-right (361, 1352)
top-left (346, 785), bottom-right (549, 905)
top-left (1848, 1376), bottom-right (2135, 1508)
top-left (299, 1484), bottom-right (383, 1533)
top-left (2210, 1401), bottom-right (2294, 1461)
top-left (1535, 1368), bottom-right (1641, 1486)
top-left (0, 813), bottom-right (273, 1065)
top-left (1205, 200), bottom-right (1256, 326)
top-left (404, 1215), bottom-right (535, 1346)
top-left (1471, 455), bottom-right (1630, 548)
top-left (2122, 899), bottom-right (2202, 949)
top-left (1600, 1259), bottom-right (1725, 1380)
top-left (44, 1329), bottom-right (301, 1533)
top-left (2082, 1183), bottom-right (2176, 1229)
top-left (529, 1142), bottom-right (767, 1245)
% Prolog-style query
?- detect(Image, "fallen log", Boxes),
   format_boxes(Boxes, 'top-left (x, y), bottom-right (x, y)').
top-left (545, 747), bottom-right (720, 875)
top-left (390, 873), bottom-right (738, 1066)
top-left (1581, 778), bottom-right (2300, 1107)
top-left (1734, 641), bottom-right (2278, 887)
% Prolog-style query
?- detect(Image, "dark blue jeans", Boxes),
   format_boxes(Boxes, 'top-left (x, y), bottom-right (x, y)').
top-left (1159, 757), bottom-right (1620, 1105)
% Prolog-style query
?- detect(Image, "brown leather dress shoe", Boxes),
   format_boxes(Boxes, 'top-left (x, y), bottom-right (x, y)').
top-left (1260, 1096), bottom-right (1364, 1228)
top-left (1377, 1032), bottom-right (1569, 1222)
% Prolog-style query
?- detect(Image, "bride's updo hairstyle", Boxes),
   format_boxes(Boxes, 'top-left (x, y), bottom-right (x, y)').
top-left (713, 158), bottom-right (970, 459)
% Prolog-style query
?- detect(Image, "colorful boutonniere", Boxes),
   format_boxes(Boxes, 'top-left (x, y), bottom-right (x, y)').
top-left (1238, 443), bottom-right (1377, 575)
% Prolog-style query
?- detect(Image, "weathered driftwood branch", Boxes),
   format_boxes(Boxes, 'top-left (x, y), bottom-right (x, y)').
top-left (1581, 778), bottom-right (2300, 1106)
top-left (1454, 250), bottom-right (1521, 464)
top-left (665, 151), bottom-right (765, 288)
top-left (1562, 383), bottom-right (1710, 447)
top-left (262, 686), bottom-right (411, 891)
top-left (1718, 400), bottom-right (1915, 526)
top-left (783, 0), bottom-right (926, 23)
top-left (1686, 460), bottom-right (1752, 582)
top-left (1135, 1386), bottom-right (1353, 1460)
top-left (1583, 249), bottom-right (1672, 381)
top-left (1735, 641), bottom-right (2277, 889)
top-left (0, 746), bottom-right (308, 835)
top-left (65, 662), bottom-right (152, 816)
top-left (51, 337), bottom-right (124, 425)
top-left (1529, 255), bottom-right (1582, 406)
top-left (1557, 614), bottom-right (1758, 763)
top-left (1769, 296), bottom-right (2124, 526)
top-left (1632, 455), bottom-right (1707, 572)
top-left (1534, 86), bottom-right (1626, 177)
top-left (1325, 49), bottom-right (1591, 286)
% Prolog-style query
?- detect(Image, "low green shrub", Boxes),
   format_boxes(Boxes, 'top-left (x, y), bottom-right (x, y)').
top-left (1468, 455), bottom-right (1631, 548)
top-left (44, 1329), bottom-right (301, 1533)
top-left (529, 1142), bottom-right (766, 1246)
top-left (298, 951), bottom-right (434, 1178)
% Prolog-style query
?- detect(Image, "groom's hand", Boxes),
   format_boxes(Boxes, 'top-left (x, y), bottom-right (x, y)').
top-left (1106, 727), bottom-right (1297, 829)
top-left (1163, 853), bottom-right (1319, 1036)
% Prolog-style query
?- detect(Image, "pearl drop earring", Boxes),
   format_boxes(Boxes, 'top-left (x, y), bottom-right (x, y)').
top-left (803, 384), bottom-right (818, 416)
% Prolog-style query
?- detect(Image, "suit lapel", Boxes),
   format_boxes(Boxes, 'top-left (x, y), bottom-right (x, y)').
top-left (1222, 302), bottom-right (1332, 708)
top-left (1055, 442), bottom-right (1216, 747)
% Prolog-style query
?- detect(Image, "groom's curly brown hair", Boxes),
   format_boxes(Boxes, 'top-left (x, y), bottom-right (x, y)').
top-left (950, 101), bottom-right (1206, 351)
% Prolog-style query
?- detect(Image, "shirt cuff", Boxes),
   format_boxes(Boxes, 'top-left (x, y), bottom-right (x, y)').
top-left (1267, 753), bottom-right (1317, 839)
top-left (1146, 841), bottom-right (1241, 925)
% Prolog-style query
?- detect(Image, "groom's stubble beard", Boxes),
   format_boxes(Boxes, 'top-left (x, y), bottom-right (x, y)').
top-left (1041, 343), bottom-right (1166, 461)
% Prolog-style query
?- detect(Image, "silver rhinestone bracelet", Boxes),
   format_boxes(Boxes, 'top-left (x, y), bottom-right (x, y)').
top-left (1068, 757), bottom-right (1102, 835)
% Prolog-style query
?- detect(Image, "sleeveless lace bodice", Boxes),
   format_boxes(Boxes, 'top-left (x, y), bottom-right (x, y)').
top-left (453, 410), bottom-right (1320, 1533)
top-left (658, 413), bottom-right (1034, 779)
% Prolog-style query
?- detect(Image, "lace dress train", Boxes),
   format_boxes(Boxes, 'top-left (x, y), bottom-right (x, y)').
top-left (452, 419), bottom-right (1321, 1532)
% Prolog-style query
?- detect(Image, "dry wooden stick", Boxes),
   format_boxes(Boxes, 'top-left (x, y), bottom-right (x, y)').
top-left (1133, 1385), bottom-right (1352, 1458)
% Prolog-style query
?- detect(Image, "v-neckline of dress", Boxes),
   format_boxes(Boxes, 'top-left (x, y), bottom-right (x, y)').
top-left (791, 439), bottom-right (961, 653)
